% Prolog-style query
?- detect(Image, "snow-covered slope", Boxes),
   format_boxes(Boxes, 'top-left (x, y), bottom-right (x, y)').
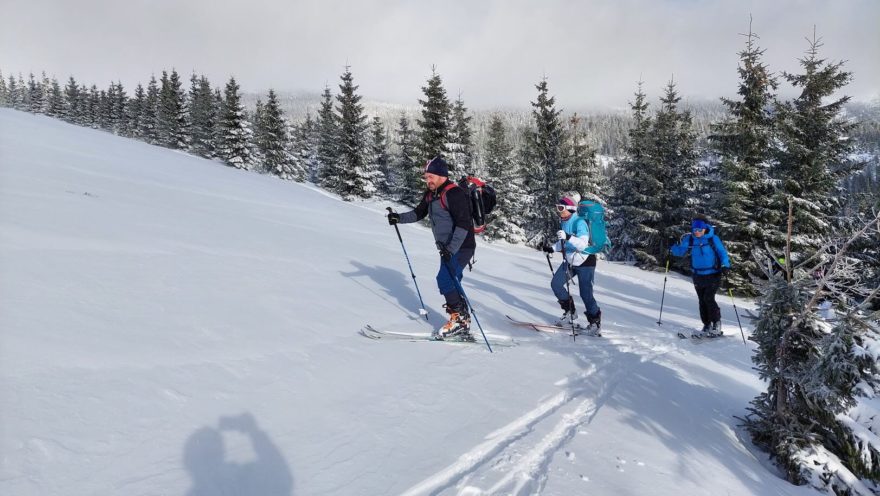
top-left (0, 109), bottom-right (820, 495)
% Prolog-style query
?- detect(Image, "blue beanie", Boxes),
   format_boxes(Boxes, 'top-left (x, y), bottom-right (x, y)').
top-left (692, 218), bottom-right (710, 231)
top-left (424, 156), bottom-right (449, 177)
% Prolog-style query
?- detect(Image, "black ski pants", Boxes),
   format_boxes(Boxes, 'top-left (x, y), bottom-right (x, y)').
top-left (693, 273), bottom-right (722, 325)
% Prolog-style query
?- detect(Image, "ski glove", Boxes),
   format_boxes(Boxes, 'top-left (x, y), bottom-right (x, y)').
top-left (542, 242), bottom-right (555, 254)
top-left (438, 243), bottom-right (452, 262)
top-left (720, 267), bottom-right (731, 277)
top-left (387, 212), bottom-right (400, 225)
top-left (556, 230), bottom-right (570, 241)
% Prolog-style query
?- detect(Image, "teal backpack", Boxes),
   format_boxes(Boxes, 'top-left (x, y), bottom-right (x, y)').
top-left (576, 200), bottom-right (612, 255)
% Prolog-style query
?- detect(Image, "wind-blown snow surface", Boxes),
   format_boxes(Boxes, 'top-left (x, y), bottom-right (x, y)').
top-left (0, 109), bottom-right (821, 495)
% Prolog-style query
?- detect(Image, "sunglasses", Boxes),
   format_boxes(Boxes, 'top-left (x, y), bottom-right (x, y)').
top-left (555, 205), bottom-right (576, 212)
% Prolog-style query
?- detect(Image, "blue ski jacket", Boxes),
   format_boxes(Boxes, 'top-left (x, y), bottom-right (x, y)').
top-left (670, 227), bottom-right (731, 275)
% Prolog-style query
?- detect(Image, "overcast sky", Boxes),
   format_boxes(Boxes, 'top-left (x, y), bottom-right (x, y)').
top-left (1, 0), bottom-right (877, 110)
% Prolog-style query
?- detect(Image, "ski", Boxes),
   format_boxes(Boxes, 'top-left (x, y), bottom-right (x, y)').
top-left (505, 315), bottom-right (601, 337)
top-left (676, 331), bottom-right (730, 341)
top-left (359, 325), bottom-right (516, 348)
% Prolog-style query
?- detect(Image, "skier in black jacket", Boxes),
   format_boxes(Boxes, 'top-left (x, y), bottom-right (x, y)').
top-left (387, 156), bottom-right (476, 339)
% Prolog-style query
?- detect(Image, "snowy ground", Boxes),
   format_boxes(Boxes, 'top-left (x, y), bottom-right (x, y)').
top-left (0, 109), bottom-right (822, 495)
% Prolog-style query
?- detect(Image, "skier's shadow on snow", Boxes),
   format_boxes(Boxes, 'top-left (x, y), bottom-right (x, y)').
top-left (183, 413), bottom-right (293, 496)
top-left (341, 261), bottom-right (429, 314)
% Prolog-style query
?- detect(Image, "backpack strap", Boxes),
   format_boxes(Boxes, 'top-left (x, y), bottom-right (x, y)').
top-left (437, 182), bottom-right (458, 210)
top-left (688, 234), bottom-right (722, 269)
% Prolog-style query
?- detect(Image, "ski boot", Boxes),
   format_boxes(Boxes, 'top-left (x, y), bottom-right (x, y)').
top-left (554, 297), bottom-right (578, 327)
top-left (692, 323), bottom-right (712, 338)
top-left (584, 310), bottom-right (602, 337)
top-left (707, 320), bottom-right (723, 338)
top-left (436, 303), bottom-right (472, 341)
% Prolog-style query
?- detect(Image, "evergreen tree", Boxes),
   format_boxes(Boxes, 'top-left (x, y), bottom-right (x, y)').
top-left (608, 82), bottom-right (660, 264)
top-left (0, 69), bottom-right (7, 106)
top-left (334, 66), bottom-right (379, 199)
top-left (63, 77), bottom-right (81, 124)
top-left (560, 113), bottom-right (602, 200)
top-left (6, 74), bottom-right (20, 109)
top-left (393, 113), bottom-right (421, 201)
top-left (651, 77), bottom-right (700, 265)
top-left (45, 77), bottom-right (64, 117)
top-left (416, 67), bottom-right (452, 166)
top-left (484, 114), bottom-right (527, 243)
top-left (771, 32), bottom-right (857, 265)
top-left (316, 85), bottom-right (339, 189)
top-left (187, 74), bottom-right (217, 158)
top-left (16, 74), bottom-right (29, 111)
top-left (520, 77), bottom-right (566, 245)
top-left (368, 116), bottom-right (391, 195)
top-left (141, 76), bottom-right (161, 144)
top-left (746, 209), bottom-right (880, 493)
top-left (709, 23), bottom-right (779, 294)
top-left (292, 113), bottom-right (320, 182)
top-left (258, 89), bottom-right (304, 181)
top-left (27, 73), bottom-right (43, 113)
top-left (449, 94), bottom-right (475, 173)
top-left (217, 76), bottom-right (253, 170)
top-left (97, 88), bottom-right (111, 130)
top-left (85, 85), bottom-right (100, 128)
top-left (158, 69), bottom-right (188, 149)
top-left (128, 83), bottom-right (146, 140)
top-left (110, 81), bottom-right (128, 135)
top-left (251, 98), bottom-right (266, 167)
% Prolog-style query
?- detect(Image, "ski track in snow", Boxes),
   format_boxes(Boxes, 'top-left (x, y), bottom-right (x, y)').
top-left (400, 345), bottom-right (641, 496)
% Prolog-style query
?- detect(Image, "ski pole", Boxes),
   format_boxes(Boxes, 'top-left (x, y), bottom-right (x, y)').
top-left (657, 257), bottom-right (670, 325)
top-left (726, 282), bottom-right (747, 346)
top-left (442, 258), bottom-right (492, 353)
top-left (545, 253), bottom-right (554, 276)
top-left (559, 237), bottom-right (576, 342)
top-left (386, 207), bottom-right (429, 321)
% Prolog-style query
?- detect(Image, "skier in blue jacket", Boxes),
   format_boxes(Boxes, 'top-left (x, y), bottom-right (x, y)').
top-left (669, 216), bottom-right (731, 337)
top-left (541, 193), bottom-right (602, 335)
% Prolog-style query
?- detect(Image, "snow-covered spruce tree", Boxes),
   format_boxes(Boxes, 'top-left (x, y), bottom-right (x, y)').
top-left (158, 69), bottom-right (188, 149)
top-left (62, 77), bottom-right (81, 124)
top-left (85, 85), bottom-right (100, 128)
top-left (484, 113), bottom-right (527, 243)
top-left (709, 23), bottom-right (780, 295)
top-left (251, 98), bottom-right (266, 167)
top-left (368, 116), bottom-right (392, 195)
top-left (27, 73), bottom-right (43, 114)
top-left (258, 89), bottom-right (304, 181)
top-left (651, 77), bottom-right (700, 266)
top-left (316, 85), bottom-right (339, 189)
top-left (15, 74), bottom-right (29, 111)
top-left (393, 113), bottom-right (421, 202)
top-left (608, 82), bottom-right (662, 265)
top-left (520, 77), bottom-right (566, 245)
top-left (416, 66), bottom-right (452, 167)
top-left (746, 208), bottom-right (880, 494)
top-left (45, 77), bottom-right (64, 118)
top-left (770, 32), bottom-right (857, 267)
top-left (128, 84), bottom-right (146, 140)
top-left (141, 76), bottom-right (161, 144)
top-left (188, 74), bottom-right (217, 159)
top-left (449, 94), bottom-right (475, 174)
top-left (109, 81), bottom-right (129, 136)
top-left (292, 113), bottom-right (320, 182)
top-left (560, 113), bottom-right (603, 201)
top-left (217, 76), bottom-right (254, 170)
top-left (334, 66), bottom-right (379, 199)
top-left (0, 69), bottom-right (6, 106)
